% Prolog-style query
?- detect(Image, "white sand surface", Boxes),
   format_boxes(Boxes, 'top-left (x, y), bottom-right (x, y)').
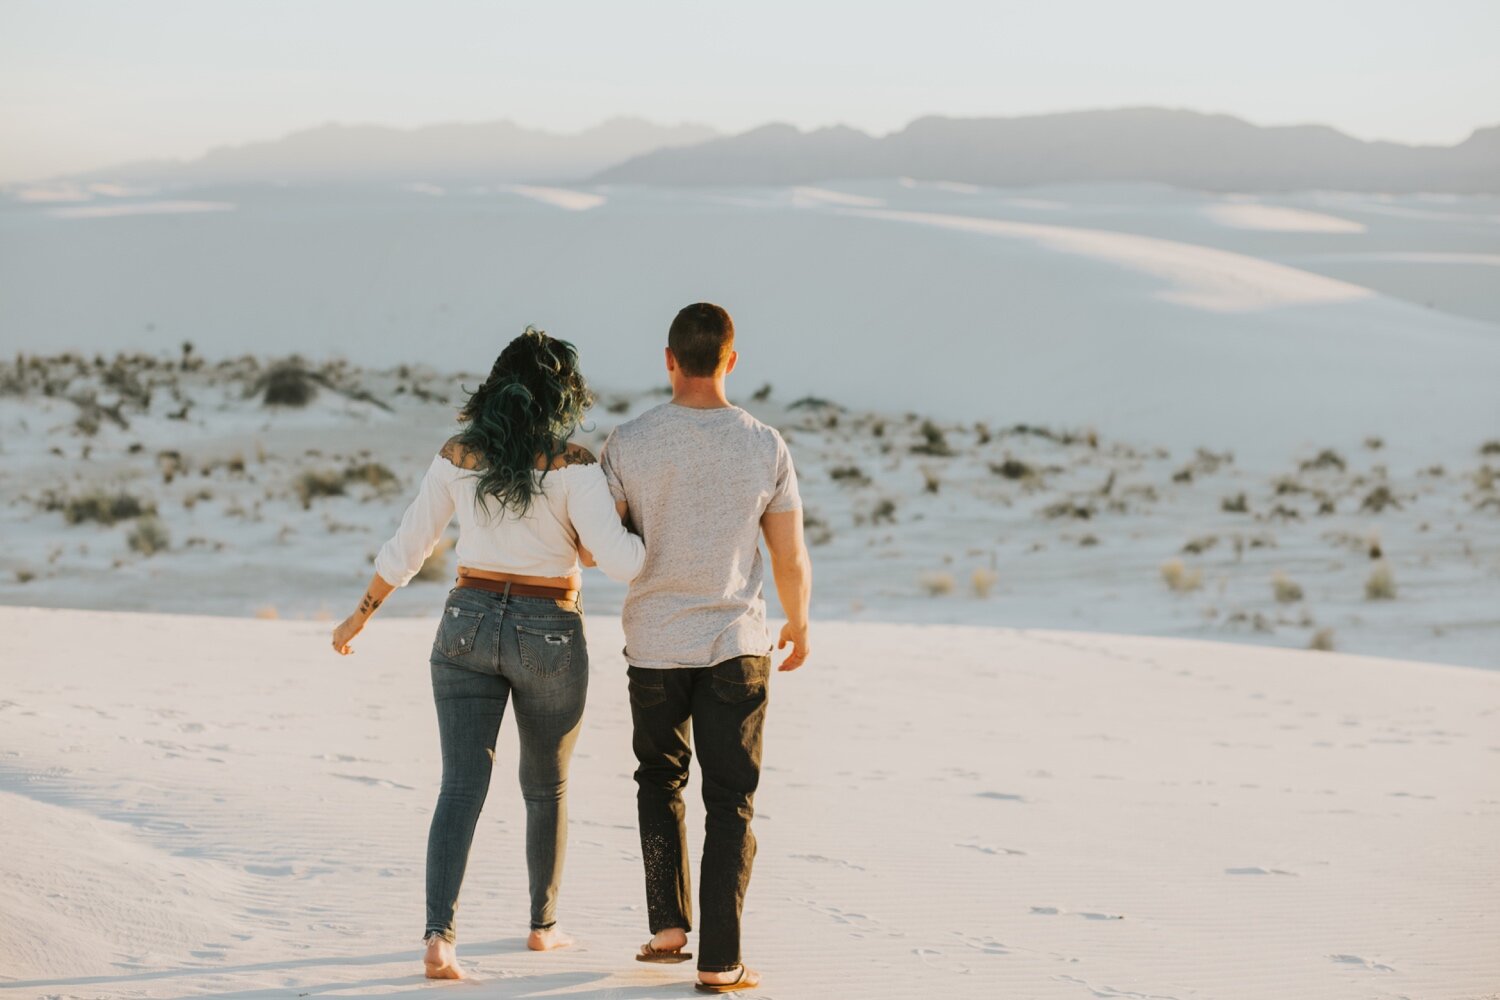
top-left (2, 606), bottom-right (1497, 998)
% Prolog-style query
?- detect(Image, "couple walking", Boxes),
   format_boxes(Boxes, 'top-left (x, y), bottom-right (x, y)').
top-left (330, 303), bottom-right (812, 993)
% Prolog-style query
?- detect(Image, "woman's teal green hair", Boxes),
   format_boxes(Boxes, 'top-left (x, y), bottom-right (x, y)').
top-left (455, 326), bottom-right (594, 517)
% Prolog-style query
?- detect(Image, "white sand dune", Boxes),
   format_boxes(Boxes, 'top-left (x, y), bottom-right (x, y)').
top-left (506, 185), bottom-right (607, 211)
top-left (790, 186), bottom-right (886, 208)
top-left (1201, 201), bottom-right (1366, 234)
top-left (47, 200), bottom-right (236, 220)
top-left (844, 206), bottom-right (1374, 312)
top-left (2, 606), bottom-right (1496, 998)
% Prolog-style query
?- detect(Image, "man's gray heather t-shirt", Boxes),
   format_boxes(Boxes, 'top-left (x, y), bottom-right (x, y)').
top-left (601, 402), bottom-right (802, 670)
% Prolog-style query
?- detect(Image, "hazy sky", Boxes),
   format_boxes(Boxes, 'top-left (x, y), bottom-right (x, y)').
top-left (3, 0), bottom-right (1498, 183)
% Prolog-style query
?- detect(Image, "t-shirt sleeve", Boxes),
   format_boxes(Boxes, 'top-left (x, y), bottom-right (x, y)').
top-left (600, 428), bottom-right (627, 505)
top-left (766, 432), bottom-right (802, 514)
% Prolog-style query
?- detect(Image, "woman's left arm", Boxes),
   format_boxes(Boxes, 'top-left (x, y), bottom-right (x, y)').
top-left (332, 572), bottom-right (396, 655)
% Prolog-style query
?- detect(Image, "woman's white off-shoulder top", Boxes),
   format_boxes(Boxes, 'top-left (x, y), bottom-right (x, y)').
top-left (374, 451), bottom-right (645, 588)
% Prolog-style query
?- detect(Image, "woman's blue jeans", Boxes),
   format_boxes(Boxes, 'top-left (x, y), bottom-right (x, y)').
top-left (424, 588), bottom-right (588, 941)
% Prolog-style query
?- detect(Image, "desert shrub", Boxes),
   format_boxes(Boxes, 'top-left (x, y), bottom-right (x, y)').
top-left (1221, 493), bottom-right (1248, 513)
top-left (14, 568), bottom-right (36, 584)
top-left (1160, 558), bottom-right (1202, 593)
top-left (971, 567), bottom-right (999, 597)
top-left (871, 498), bottom-right (897, 524)
top-left (414, 536), bottom-right (454, 582)
top-left (1308, 628), bottom-right (1335, 652)
top-left (295, 470), bottom-right (346, 509)
top-left (803, 513), bottom-right (834, 546)
top-left (1365, 561), bottom-right (1397, 600)
top-left (751, 383), bottom-right (772, 402)
top-left (1077, 534), bottom-right (1099, 547)
top-left (50, 489), bottom-right (154, 526)
top-left (127, 516), bottom-right (170, 556)
top-left (1271, 572), bottom-right (1303, 604)
top-left (605, 397), bottom-right (631, 414)
top-left (1300, 449), bottom-right (1347, 473)
top-left (1361, 485), bottom-right (1401, 513)
top-left (921, 467), bottom-right (941, 494)
top-left (258, 362), bottom-right (318, 407)
top-left (344, 461), bottom-right (399, 492)
top-left (1479, 440), bottom-right (1500, 456)
top-left (1041, 500), bottom-right (1094, 520)
top-left (829, 465), bottom-right (870, 486)
top-left (1182, 535), bottom-right (1218, 555)
top-left (911, 420), bottom-right (954, 457)
top-left (989, 458), bottom-right (1035, 480)
top-left (918, 571), bottom-right (956, 597)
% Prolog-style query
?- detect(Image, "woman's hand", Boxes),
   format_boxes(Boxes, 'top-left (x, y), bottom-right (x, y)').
top-left (331, 614), bottom-right (364, 655)
top-left (331, 573), bottom-right (396, 656)
top-left (577, 543), bottom-right (597, 567)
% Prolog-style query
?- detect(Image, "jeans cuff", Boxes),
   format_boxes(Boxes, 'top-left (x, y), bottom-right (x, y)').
top-left (697, 961), bottom-right (742, 973)
top-left (531, 920), bottom-right (556, 932)
top-left (424, 927), bottom-right (455, 944)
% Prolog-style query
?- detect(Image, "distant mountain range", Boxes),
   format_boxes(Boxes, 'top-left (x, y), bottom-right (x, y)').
top-left (62, 108), bottom-right (1499, 192)
top-left (593, 108), bottom-right (1500, 193)
top-left (72, 118), bottom-right (718, 185)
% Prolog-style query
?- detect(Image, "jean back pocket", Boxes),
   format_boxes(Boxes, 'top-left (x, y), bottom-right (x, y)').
top-left (435, 605), bottom-right (486, 661)
top-left (516, 623), bottom-right (577, 678)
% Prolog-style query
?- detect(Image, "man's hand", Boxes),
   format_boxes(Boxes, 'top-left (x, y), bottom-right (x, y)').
top-left (331, 614), bottom-right (364, 655)
top-left (776, 621), bottom-right (809, 671)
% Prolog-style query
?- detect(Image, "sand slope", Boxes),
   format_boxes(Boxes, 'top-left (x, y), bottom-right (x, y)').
top-left (1, 607), bottom-right (1497, 998)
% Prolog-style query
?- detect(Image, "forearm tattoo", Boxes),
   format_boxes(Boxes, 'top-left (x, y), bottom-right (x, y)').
top-left (358, 592), bottom-right (383, 617)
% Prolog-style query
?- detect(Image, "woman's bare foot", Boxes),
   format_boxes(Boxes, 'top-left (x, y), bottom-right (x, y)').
top-left (423, 934), bottom-right (462, 979)
top-left (527, 926), bottom-right (574, 951)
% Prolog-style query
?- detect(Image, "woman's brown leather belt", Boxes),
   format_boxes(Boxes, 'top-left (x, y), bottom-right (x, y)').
top-left (455, 576), bottom-right (579, 603)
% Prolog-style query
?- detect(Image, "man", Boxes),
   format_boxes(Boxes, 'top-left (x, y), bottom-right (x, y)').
top-left (600, 302), bottom-right (812, 994)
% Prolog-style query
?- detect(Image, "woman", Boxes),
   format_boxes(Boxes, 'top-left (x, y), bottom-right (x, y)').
top-left (329, 327), bottom-right (644, 979)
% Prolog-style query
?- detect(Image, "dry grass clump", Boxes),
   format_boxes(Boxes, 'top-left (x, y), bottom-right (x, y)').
top-left (1299, 449), bottom-right (1347, 473)
top-left (1271, 572), bottom-right (1304, 604)
top-left (1308, 628), bottom-right (1336, 652)
top-left (1041, 500), bottom-right (1094, 520)
top-left (1361, 485), bottom-right (1402, 513)
top-left (988, 457), bottom-right (1036, 481)
top-left (971, 567), bottom-right (999, 598)
top-left (295, 470), bottom-right (346, 509)
top-left (1181, 535), bottom-right (1218, 555)
top-left (918, 571), bottom-right (956, 597)
top-left (45, 488), bottom-right (156, 526)
top-left (1160, 558), bottom-right (1203, 593)
top-left (1479, 440), bottom-right (1500, 456)
top-left (910, 420), bottom-right (955, 457)
top-left (254, 605), bottom-right (279, 620)
top-left (1365, 561), bottom-right (1397, 600)
top-left (920, 467), bottom-right (941, 494)
top-left (344, 461), bottom-right (400, 495)
top-left (127, 516), bottom-right (170, 556)
top-left (829, 465), bottom-right (870, 487)
top-left (802, 513), bottom-right (834, 546)
top-left (871, 498), bottom-right (898, 524)
top-left (414, 537), bottom-right (454, 582)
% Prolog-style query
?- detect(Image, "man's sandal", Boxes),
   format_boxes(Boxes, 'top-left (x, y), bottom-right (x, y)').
top-left (694, 965), bottom-right (760, 993)
top-left (635, 941), bottom-right (693, 963)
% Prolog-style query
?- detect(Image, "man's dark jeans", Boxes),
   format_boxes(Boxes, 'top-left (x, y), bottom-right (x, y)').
top-left (627, 654), bottom-right (770, 973)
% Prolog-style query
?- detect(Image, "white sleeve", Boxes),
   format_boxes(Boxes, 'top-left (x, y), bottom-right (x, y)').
top-left (373, 456), bottom-right (457, 588)
top-left (566, 464), bottom-right (645, 583)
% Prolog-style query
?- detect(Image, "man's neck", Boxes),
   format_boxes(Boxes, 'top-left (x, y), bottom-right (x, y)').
top-left (670, 380), bottom-right (732, 410)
